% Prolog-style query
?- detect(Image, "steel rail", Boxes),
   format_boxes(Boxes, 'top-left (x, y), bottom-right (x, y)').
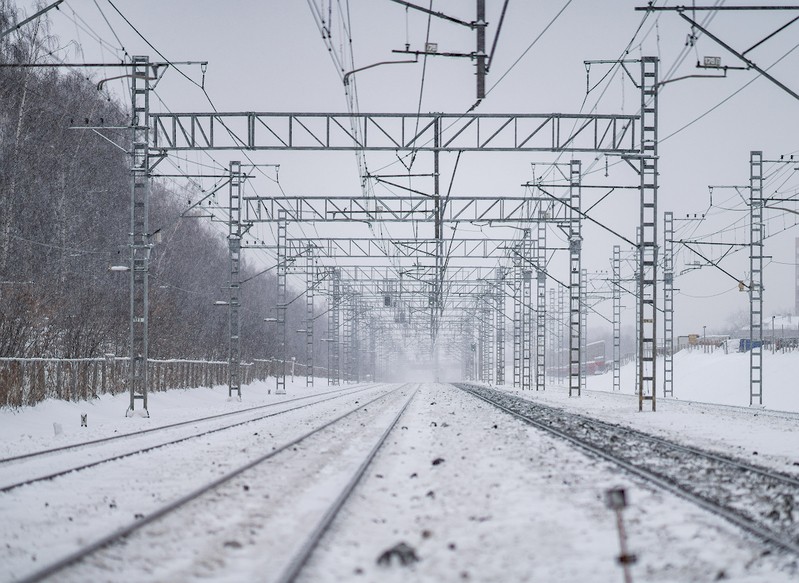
top-left (275, 386), bottom-right (418, 583)
top-left (15, 384), bottom-right (411, 583)
top-left (0, 383), bottom-right (375, 465)
top-left (1, 384), bottom-right (385, 493)
top-left (455, 383), bottom-right (799, 557)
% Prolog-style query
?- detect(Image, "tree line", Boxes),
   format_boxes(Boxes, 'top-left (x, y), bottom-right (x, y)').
top-left (0, 2), bottom-right (322, 365)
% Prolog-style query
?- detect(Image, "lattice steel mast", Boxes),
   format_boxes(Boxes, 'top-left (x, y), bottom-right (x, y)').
top-left (127, 56), bottom-right (152, 417)
top-left (227, 161), bottom-right (243, 399)
top-left (663, 211), bottom-right (674, 397)
top-left (749, 151), bottom-right (764, 406)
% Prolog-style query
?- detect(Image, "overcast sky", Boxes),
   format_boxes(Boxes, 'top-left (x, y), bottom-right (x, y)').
top-left (14, 0), bottom-right (799, 338)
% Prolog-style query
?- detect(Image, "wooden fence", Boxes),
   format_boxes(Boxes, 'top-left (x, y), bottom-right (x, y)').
top-left (0, 356), bottom-right (251, 408)
top-left (0, 356), bottom-right (333, 408)
top-left (251, 359), bottom-right (330, 382)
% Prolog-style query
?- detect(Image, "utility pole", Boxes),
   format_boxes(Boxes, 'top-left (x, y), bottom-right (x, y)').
top-left (389, 0), bottom-right (489, 100)
top-left (475, 0), bottom-right (487, 99)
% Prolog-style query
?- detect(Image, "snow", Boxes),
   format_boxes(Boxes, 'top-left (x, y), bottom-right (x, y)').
top-left (506, 350), bottom-right (799, 479)
top-left (587, 347), bottom-right (799, 412)
top-left (0, 353), bottom-right (798, 582)
top-left (301, 384), bottom-right (796, 583)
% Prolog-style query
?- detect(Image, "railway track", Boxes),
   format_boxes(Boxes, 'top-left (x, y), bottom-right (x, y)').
top-left (13, 383), bottom-right (417, 583)
top-left (0, 383), bottom-right (382, 493)
top-left (456, 383), bottom-right (799, 557)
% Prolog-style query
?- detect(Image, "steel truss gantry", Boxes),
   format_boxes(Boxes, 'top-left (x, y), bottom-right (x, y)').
top-left (241, 194), bottom-right (584, 224)
top-left (245, 237), bottom-right (520, 258)
top-left (152, 112), bottom-right (640, 153)
top-left (114, 58), bottom-right (657, 408)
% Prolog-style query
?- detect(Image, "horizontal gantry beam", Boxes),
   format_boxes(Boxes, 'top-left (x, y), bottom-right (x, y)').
top-left (320, 265), bottom-right (498, 282)
top-left (151, 112), bottom-right (640, 153)
top-left (246, 237), bottom-right (522, 258)
top-left (242, 195), bottom-right (572, 223)
top-left (337, 279), bottom-right (506, 294)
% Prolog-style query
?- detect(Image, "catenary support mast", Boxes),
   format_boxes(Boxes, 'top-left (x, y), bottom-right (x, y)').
top-left (612, 245), bottom-right (621, 392)
top-left (305, 244), bottom-right (315, 387)
top-left (749, 151), bottom-right (764, 406)
top-left (276, 210), bottom-right (288, 394)
top-left (637, 56), bottom-right (659, 412)
top-left (535, 214), bottom-right (547, 391)
top-left (663, 211), bottom-right (674, 397)
top-left (495, 267), bottom-right (506, 384)
top-left (568, 160), bottom-right (582, 397)
top-left (227, 161), bottom-right (243, 399)
top-left (127, 55), bottom-right (151, 417)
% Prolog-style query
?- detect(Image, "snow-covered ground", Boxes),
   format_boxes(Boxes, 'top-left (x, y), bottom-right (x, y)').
top-left (301, 383), bottom-right (796, 583)
top-left (0, 351), bottom-right (797, 582)
top-left (498, 349), bottom-right (799, 479)
top-left (0, 378), bottom-right (348, 459)
top-left (589, 347), bottom-right (799, 411)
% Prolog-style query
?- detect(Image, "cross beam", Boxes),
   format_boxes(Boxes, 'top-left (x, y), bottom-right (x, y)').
top-left (241, 195), bottom-right (576, 223)
top-left (150, 112), bottom-right (640, 153)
